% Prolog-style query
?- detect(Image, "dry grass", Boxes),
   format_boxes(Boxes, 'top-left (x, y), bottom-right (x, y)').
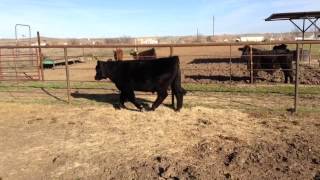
top-left (0, 91), bottom-right (319, 179)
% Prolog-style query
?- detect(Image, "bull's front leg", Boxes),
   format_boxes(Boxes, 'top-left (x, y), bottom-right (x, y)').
top-left (119, 92), bottom-right (127, 109)
top-left (127, 90), bottom-right (143, 111)
top-left (151, 90), bottom-right (168, 111)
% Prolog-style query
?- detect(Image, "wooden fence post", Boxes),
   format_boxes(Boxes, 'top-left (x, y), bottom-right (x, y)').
top-left (294, 43), bottom-right (300, 112)
top-left (64, 48), bottom-right (71, 103)
top-left (250, 45), bottom-right (254, 84)
top-left (170, 46), bottom-right (174, 57)
top-left (37, 31), bottom-right (44, 81)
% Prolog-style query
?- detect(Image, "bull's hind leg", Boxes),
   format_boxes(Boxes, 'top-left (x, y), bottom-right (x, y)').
top-left (173, 88), bottom-right (186, 111)
top-left (151, 90), bottom-right (168, 111)
top-left (283, 70), bottom-right (293, 84)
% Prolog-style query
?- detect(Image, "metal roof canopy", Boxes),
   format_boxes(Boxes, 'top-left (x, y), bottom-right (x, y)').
top-left (265, 11), bottom-right (320, 40)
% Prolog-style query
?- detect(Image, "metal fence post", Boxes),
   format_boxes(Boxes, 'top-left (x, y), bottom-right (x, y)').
top-left (64, 48), bottom-right (71, 103)
top-left (37, 32), bottom-right (44, 81)
top-left (229, 45), bottom-right (232, 85)
top-left (13, 49), bottom-right (18, 80)
top-left (170, 46), bottom-right (174, 107)
top-left (82, 47), bottom-right (85, 60)
top-left (309, 43), bottom-right (312, 66)
top-left (0, 48), bottom-right (2, 80)
top-left (35, 48), bottom-right (41, 80)
top-left (250, 45), bottom-right (254, 84)
top-left (294, 43), bottom-right (300, 112)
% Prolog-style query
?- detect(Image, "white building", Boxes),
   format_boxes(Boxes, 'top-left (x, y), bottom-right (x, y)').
top-left (136, 38), bottom-right (159, 44)
top-left (236, 35), bottom-right (265, 42)
top-left (295, 34), bottom-right (320, 41)
top-left (31, 42), bottom-right (47, 46)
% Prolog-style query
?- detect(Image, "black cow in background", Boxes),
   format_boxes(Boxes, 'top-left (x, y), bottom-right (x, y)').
top-left (95, 56), bottom-right (186, 111)
top-left (239, 44), bottom-right (294, 83)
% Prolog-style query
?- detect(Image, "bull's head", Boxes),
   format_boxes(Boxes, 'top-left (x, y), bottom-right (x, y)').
top-left (95, 61), bottom-right (107, 80)
top-left (238, 45), bottom-right (251, 65)
top-left (238, 45), bottom-right (251, 55)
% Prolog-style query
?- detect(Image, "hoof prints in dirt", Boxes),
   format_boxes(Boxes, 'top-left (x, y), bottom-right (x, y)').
top-left (197, 118), bottom-right (212, 126)
top-left (224, 173), bottom-right (231, 179)
top-left (312, 158), bottom-right (320, 165)
top-left (224, 151), bottom-right (238, 166)
top-left (152, 156), bottom-right (197, 180)
top-left (314, 171), bottom-right (320, 180)
top-left (27, 117), bottom-right (43, 124)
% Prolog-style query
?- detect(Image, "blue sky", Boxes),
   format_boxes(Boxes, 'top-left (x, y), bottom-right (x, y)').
top-left (1, 0), bottom-right (319, 38)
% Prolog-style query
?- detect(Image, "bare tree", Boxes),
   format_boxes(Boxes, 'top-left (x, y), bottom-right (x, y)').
top-left (69, 39), bottom-right (79, 45)
top-left (104, 36), bottom-right (134, 44)
top-left (291, 27), bottom-right (301, 38)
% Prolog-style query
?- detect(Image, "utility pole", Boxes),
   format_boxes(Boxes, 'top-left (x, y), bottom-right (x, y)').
top-left (212, 15), bottom-right (215, 37)
top-left (197, 28), bottom-right (199, 41)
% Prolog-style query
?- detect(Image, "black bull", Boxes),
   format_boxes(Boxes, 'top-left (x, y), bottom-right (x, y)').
top-left (239, 44), bottom-right (295, 83)
top-left (95, 56), bottom-right (186, 111)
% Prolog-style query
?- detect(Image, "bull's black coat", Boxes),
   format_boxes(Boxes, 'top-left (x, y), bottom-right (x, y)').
top-left (95, 56), bottom-right (186, 111)
top-left (239, 44), bottom-right (294, 83)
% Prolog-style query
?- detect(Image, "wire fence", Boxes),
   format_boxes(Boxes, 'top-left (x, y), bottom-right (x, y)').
top-left (0, 41), bottom-right (320, 112)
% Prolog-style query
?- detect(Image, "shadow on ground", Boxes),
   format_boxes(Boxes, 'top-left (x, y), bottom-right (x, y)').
top-left (71, 92), bottom-right (174, 111)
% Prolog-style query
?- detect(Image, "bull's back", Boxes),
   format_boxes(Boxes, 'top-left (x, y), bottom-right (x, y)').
top-left (114, 57), bottom-right (180, 91)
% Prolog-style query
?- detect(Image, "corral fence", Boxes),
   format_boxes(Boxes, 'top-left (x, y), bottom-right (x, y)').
top-left (0, 37), bottom-right (320, 112)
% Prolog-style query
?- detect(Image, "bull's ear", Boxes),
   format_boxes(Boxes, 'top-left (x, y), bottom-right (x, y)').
top-left (98, 60), bottom-right (106, 68)
top-left (238, 48), bottom-right (243, 51)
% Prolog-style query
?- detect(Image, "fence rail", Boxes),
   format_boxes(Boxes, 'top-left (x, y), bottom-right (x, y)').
top-left (0, 40), bottom-right (320, 112)
top-left (1, 40), bottom-right (320, 49)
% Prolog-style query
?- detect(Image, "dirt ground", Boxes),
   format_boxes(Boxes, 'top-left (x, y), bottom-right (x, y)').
top-left (0, 46), bottom-right (319, 179)
top-left (0, 91), bottom-right (319, 180)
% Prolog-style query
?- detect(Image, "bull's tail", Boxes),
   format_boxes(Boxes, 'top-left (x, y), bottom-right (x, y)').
top-left (171, 57), bottom-right (186, 111)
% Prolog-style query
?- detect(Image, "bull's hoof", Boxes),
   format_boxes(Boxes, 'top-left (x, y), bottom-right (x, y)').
top-left (114, 104), bottom-right (126, 110)
top-left (113, 104), bottom-right (121, 110)
top-left (141, 103), bottom-right (150, 109)
top-left (286, 108), bottom-right (295, 113)
top-left (138, 108), bottom-right (144, 112)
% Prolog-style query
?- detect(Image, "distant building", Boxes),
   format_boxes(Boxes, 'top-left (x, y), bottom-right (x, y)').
top-left (295, 34), bottom-right (320, 41)
top-left (236, 35), bottom-right (265, 42)
top-left (31, 42), bottom-right (47, 46)
top-left (136, 38), bottom-right (159, 44)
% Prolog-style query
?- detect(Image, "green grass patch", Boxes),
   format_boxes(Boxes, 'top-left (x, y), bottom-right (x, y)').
top-left (0, 81), bottom-right (116, 90)
top-left (183, 83), bottom-right (320, 95)
top-left (0, 81), bottom-right (319, 95)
